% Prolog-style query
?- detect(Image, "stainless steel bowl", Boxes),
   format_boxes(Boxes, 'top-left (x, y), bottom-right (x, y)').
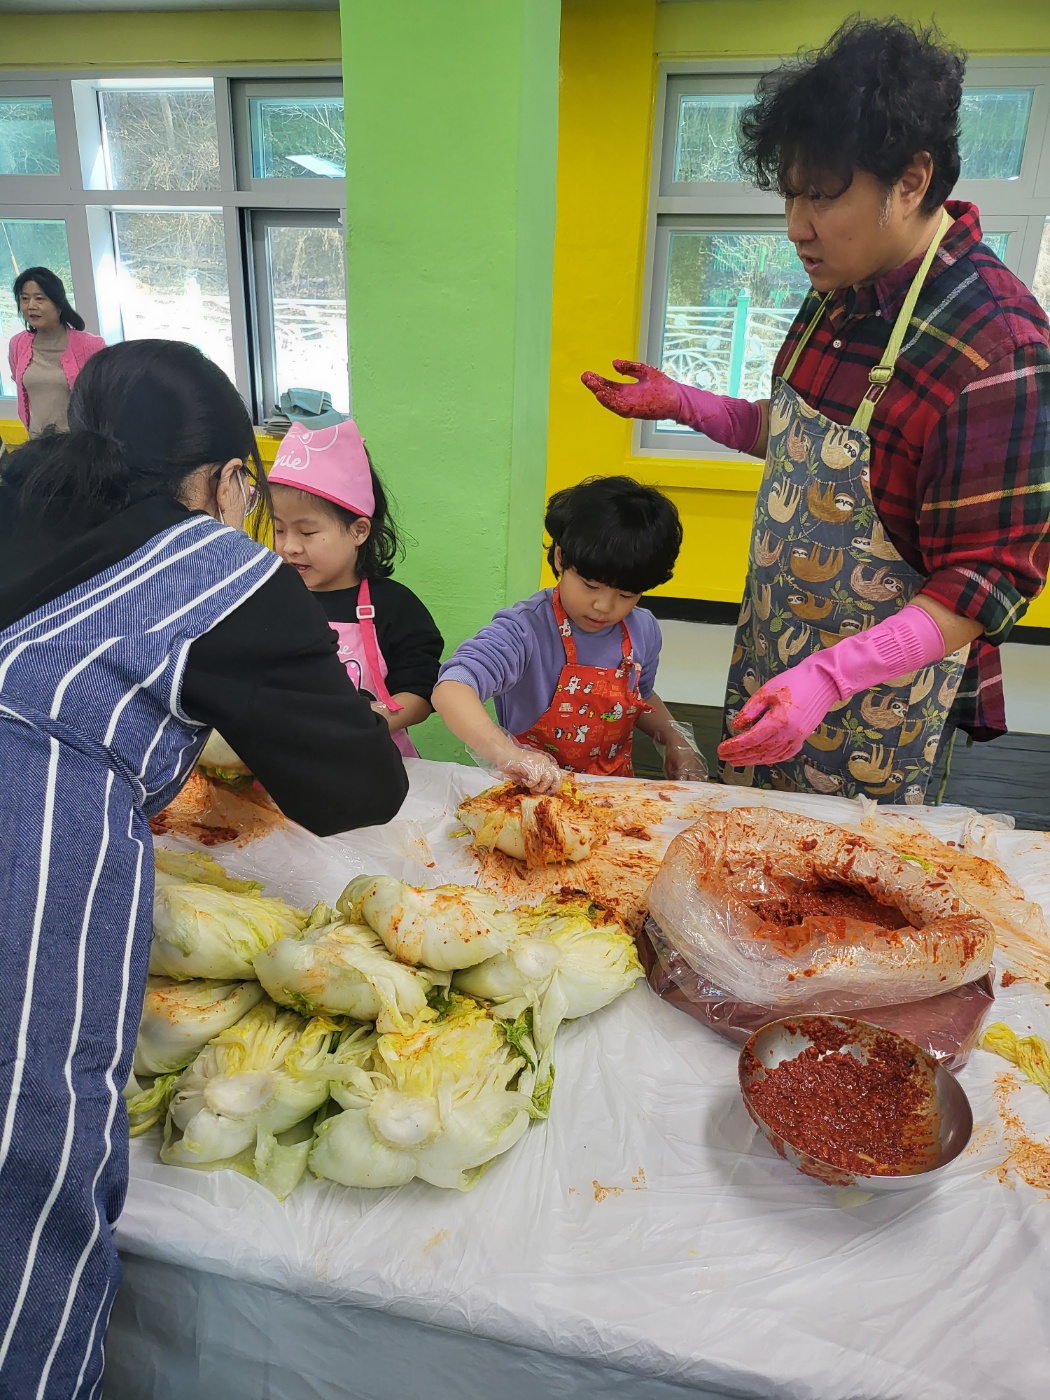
top-left (738, 1014), bottom-right (973, 1192)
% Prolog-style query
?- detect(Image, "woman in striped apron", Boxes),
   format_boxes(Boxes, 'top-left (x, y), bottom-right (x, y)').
top-left (0, 342), bottom-right (408, 1397)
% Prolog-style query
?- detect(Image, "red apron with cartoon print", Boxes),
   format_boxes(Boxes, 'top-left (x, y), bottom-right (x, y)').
top-left (515, 588), bottom-right (651, 776)
top-left (329, 578), bottom-right (418, 759)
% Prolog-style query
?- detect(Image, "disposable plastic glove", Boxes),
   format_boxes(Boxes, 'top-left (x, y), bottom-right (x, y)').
top-left (468, 737), bottom-right (566, 796)
top-left (718, 604), bottom-right (947, 767)
top-left (653, 721), bottom-right (708, 782)
top-left (581, 360), bottom-right (762, 454)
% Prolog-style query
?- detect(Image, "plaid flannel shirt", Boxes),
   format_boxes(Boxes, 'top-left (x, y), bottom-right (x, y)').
top-left (772, 201), bottom-right (1050, 740)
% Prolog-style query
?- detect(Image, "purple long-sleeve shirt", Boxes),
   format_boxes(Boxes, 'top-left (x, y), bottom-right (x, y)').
top-left (438, 588), bottom-right (662, 735)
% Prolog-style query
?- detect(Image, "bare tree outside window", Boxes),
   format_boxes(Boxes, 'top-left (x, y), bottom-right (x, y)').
top-left (0, 99), bottom-right (59, 175)
top-left (264, 221), bottom-right (348, 411)
top-left (112, 209), bottom-right (235, 380)
top-left (99, 87), bottom-right (220, 191)
top-left (250, 98), bottom-right (345, 179)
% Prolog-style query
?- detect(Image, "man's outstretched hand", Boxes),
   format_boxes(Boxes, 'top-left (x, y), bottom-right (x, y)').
top-left (580, 360), bottom-right (680, 420)
top-left (581, 360), bottom-right (763, 452)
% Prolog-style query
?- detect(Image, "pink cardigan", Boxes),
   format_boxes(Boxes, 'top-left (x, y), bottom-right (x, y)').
top-left (7, 326), bottom-right (106, 430)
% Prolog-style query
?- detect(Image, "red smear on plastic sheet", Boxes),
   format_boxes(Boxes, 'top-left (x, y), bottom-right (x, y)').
top-left (150, 772), bottom-right (286, 848)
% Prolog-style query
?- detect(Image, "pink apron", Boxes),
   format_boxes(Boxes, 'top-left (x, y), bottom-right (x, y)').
top-left (329, 579), bottom-right (419, 759)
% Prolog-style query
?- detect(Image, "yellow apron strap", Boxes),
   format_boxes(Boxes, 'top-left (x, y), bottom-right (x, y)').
top-left (781, 290), bottom-right (833, 383)
top-left (851, 208), bottom-right (953, 434)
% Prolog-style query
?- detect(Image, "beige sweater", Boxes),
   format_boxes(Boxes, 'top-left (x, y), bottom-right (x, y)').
top-left (23, 326), bottom-right (71, 436)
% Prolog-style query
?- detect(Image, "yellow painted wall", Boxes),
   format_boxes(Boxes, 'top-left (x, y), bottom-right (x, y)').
top-left (0, 419), bottom-right (24, 450)
top-left (1, 417), bottom-right (283, 464)
top-left (547, 0), bottom-right (1050, 629)
top-left (0, 10), bottom-right (341, 69)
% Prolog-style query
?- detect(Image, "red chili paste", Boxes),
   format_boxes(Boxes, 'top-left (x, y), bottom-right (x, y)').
top-left (744, 1021), bottom-right (939, 1175)
top-left (750, 882), bottom-right (909, 931)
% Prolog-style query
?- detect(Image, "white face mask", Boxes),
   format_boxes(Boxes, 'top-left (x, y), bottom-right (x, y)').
top-left (218, 469), bottom-right (256, 528)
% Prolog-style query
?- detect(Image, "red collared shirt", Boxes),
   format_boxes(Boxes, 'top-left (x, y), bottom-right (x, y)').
top-left (772, 201), bottom-right (1050, 739)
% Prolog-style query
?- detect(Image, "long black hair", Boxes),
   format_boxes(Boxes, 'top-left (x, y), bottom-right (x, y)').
top-left (738, 18), bottom-right (964, 213)
top-left (13, 266), bottom-right (86, 332)
top-left (272, 450), bottom-right (404, 579)
top-left (2, 339), bottom-right (270, 529)
top-left (545, 475), bottom-right (683, 594)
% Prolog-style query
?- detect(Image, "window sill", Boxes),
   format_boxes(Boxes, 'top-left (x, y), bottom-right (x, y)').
top-left (626, 455), bottom-right (763, 494)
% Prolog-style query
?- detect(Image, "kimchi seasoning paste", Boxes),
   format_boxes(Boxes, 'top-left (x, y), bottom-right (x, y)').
top-left (743, 1021), bottom-right (940, 1176)
top-left (750, 883), bottom-right (909, 931)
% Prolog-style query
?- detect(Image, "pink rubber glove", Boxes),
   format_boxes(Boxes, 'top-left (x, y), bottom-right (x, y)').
top-left (718, 604), bottom-right (947, 767)
top-left (581, 360), bottom-right (762, 453)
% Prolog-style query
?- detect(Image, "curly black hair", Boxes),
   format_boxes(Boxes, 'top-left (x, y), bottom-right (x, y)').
top-left (545, 475), bottom-right (682, 595)
top-left (738, 16), bottom-right (965, 213)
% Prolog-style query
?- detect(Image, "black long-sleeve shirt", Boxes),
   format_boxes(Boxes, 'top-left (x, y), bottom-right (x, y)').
top-left (0, 485), bottom-right (409, 837)
top-left (314, 579), bottom-right (443, 701)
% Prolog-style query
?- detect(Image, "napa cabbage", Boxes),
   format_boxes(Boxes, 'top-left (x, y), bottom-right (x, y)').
top-left (160, 1001), bottom-right (339, 1198)
top-left (134, 976), bottom-right (266, 1076)
top-left (255, 916), bottom-right (442, 1031)
top-left (309, 996), bottom-right (534, 1190)
top-left (338, 875), bottom-right (518, 971)
top-left (151, 850), bottom-right (308, 979)
top-left (453, 899), bottom-right (642, 1109)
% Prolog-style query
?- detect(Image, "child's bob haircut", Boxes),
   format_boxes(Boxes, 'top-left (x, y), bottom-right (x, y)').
top-left (544, 475), bottom-right (683, 595)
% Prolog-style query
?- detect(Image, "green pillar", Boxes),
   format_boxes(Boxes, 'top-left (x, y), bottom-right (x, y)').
top-left (341, 0), bottom-right (561, 759)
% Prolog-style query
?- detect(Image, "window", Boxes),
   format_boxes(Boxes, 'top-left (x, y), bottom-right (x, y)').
top-left (0, 71), bottom-right (346, 422)
top-left (232, 80), bottom-right (344, 189)
top-left (0, 218), bottom-right (72, 397)
top-left (958, 89), bottom-right (1033, 180)
top-left (98, 84), bottom-right (220, 191)
top-left (1035, 219), bottom-right (1050, 312)
top-left (249, 95), bottom-right (345, 180)
top-left (644, 62), bottom-right (1050, 457)
top-left (112, 209), bottom-right (235, 381)
top-left (0, 98), bottom-right (59, 176)
top-left (250, 212), bottom-right (348, 415)
top-left (659, 230), bottom-right (810, 403)
top-left (673, 94), bottom-right (750, 183)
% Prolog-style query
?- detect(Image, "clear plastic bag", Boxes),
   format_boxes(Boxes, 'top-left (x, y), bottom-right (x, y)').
top-left (639, 916), bottom-right (995, 1071)
top-left (646, 808), bottom-right (996, 1013)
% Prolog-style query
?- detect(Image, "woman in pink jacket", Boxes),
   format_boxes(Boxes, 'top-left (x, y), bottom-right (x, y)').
top-left (8, 267), bottom-right (105, 437)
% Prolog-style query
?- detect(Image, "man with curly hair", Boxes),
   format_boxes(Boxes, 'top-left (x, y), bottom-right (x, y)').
top-left (583, 18), bottom-right (1050, 805)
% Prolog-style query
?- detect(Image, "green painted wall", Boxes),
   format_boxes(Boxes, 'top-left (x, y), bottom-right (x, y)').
top-left (0, 11), bottom-right (341, 69)
top-left (340, 0), bottom-right (561, 759)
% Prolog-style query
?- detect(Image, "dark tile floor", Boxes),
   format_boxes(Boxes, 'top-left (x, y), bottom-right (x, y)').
top-left (633, 703), bottom-right (1050, 831)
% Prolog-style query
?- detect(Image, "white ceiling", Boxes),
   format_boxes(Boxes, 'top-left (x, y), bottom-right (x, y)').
top-left (0, 1), bottom-right (338, 13)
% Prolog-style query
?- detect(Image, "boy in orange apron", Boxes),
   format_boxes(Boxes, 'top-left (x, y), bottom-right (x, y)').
top-left (433, 476), bottom-right (706, 792)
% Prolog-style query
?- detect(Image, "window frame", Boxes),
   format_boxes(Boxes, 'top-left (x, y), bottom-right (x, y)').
top-left (0, 65), bottom-right (345, 425)
top-left (638, 57), bottom-right (1050, 461)
top-left (0, 80), bottom-right (78, 192)
top-left (247, 207), bottom-right (348, 420)
top-left (93, 76), bottom-right (223, 195)
top-left (231, 78), bottom-right (345, 195)
top-left (0, 207), bottom-right (84, 398)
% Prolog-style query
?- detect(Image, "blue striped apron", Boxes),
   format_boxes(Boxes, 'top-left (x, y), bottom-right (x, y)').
top-left (0, 512), bottom-right (280, 1399)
